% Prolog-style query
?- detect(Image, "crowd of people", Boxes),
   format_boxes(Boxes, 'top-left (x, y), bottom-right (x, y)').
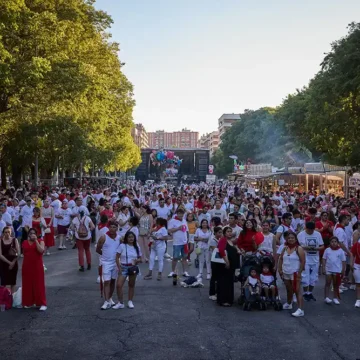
top-left (1, 181), bottom-right (360, 317)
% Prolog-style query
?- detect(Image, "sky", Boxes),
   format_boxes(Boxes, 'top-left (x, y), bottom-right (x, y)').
top-left (95, 0), bottom-right (360, 135)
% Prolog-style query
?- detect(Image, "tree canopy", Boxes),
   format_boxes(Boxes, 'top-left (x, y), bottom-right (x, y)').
top-left (0, 0), bottom-right (140, 186)
top-left (214, 22), bottom-right (360, 176)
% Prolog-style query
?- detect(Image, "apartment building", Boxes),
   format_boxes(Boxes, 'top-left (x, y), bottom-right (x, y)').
top-left (148, 129), bottom-right (199, 148)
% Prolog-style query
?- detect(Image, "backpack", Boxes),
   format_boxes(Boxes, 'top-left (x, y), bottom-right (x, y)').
top-left (0, 286), bottom-right (13, 310)
top-left (78, 217), bottom-right (89, 238)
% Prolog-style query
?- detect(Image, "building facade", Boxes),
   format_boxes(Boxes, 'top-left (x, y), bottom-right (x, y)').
top-left (199, 131), bottom-right (219, 157)
top-left (218, 113), bottom-right (240, 143)
top-left (131, 123), bottom-right (149, 149)
top-left (148, 129), bottom-right (199, 149)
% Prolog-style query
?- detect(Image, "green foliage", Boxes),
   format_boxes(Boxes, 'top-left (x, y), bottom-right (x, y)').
top-left (0, 0), bottom-right (140, 184)
top-left (279, 22), bottom-right (360, 168)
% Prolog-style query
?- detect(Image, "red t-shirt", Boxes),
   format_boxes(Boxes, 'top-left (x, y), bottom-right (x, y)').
top-left (100, 209), bottom-right (114, 219)
top-left (315, 220), bottom-right (334, 240)
top-left (351, 242), bottom-right (360, 265)
top-left (237, 230), bottom-right (258, 252)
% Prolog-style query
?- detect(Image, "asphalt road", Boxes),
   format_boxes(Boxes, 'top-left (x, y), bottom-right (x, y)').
top-left (1, 241), bottom-right (360, 360)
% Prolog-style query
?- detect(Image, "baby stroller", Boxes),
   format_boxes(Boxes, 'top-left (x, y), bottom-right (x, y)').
top-left (237, 255), bottom-right (267, 311)
top-left (258, 254), bottom-right (282, 311)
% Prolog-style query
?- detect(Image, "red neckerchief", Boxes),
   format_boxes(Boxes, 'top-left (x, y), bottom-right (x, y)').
top-left (335, 224), bottom-right (344, 230)
top-left (286, 242), bottom-right (298, 249)
top-left (98, 223), bottom-right (107, 230)
top-left (250, 274), bottom-right (260, 280)
top-left (262, 272), bottom-right (272, 277)
top-left (174, 216), bottom-right (182, 221)
top-left (330, 245), bottom-right (341, 250)
top-left (155, 225), bottom-right (163, 232)
top-left (61, 205), bottom-right (67, 210)
top-left (44, 205), bottom-right (49, 208)
top-left (106, 231), bottom-right (117, 239)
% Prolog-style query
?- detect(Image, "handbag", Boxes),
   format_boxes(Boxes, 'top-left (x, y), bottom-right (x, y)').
top-left (44, 228), bottom-right (51, 234)
top-left (211, 248), bottom-right (226, 264)
top-left (125, 244), bottom-right (139, 276)
top-left (8, 238), bottom-right (18, 257)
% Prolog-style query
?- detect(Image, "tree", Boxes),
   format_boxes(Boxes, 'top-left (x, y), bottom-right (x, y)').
top-left (279, 22), bottom-right (360, 168)
top-left (0, 0), bottom-right (140, 186)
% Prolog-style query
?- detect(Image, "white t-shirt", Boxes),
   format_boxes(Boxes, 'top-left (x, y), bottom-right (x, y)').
top-left (20, 205), bottom-right (34, 227)
top-left (168, 218), bottom-right (188, 246)
top-left (1, 212), bottom-right (12, 226)
top-left (101, 234), bottom-right (120, 264)
top-left (72, 216), bottom-right (93, 240)
top-left (68, 200), bottom-right (76, 210)
top-left (152, 227), bottom-right (168, 248)
top-left (72, 205), bottom-right (90, 217)
top-left (117, 243), bottom-right (141, 264)
top-left (56, 208), bottom-right (72, 226)
top-left (150, 200), bottom-right (159, 210)
top-left (194, 228), bottom-right (212, 249)
top-left (276, 224), bottom-right (293, 245)
top-left (323, 247), bottom-right (346, 273)
top-left (156, 206), bottom-right (170, 220)
top-left (51, 199), bottom-right (62, 212)
top-left (260, 273), bottom-right (274, 285)
top-left (209, 209), bottom-right (227, 223)
top-left (333, 225), bottom-right (347, 249)
top-left (198, 212), bottom-right (211, 225)
top-left (183, 202), bottom-right (194, 213)
top-left (298, 230), bottom-right (324, 265)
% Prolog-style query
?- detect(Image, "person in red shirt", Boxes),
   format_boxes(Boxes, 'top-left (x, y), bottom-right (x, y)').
top-left (351, 241), bottom-right (360, 308)
top-left (237, 219), bottom-right (258, 254)
top-left (100, 201), bottom-right (114, 221)
top-left (315, 211), bottom-right (334, 272)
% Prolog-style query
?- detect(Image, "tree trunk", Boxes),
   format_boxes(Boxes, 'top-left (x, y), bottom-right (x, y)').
top-left (11, 163), bottom-right (22, 188)
top-left (0, 159), bottom-right (7, 188)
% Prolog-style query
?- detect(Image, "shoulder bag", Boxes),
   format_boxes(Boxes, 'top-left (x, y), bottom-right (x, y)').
top-left (126, 244), bottom-right (140, 276)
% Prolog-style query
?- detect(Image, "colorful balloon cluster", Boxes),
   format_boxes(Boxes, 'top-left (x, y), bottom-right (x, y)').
top-left (150, 150), bottom-right (183, 167)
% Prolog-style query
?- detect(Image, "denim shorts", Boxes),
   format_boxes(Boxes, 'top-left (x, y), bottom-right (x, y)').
top-left (173, 245), bottom-right (186, 260)
top-left (120, 265), bottom-right (138, 277)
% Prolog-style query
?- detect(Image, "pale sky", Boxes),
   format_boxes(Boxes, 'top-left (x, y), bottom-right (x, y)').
top-left (95, 0), bottom-right (360, 134)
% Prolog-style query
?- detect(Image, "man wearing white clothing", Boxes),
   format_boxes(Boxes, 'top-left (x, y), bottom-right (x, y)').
top-left (156, 198), bottom-right (170, 220)
top-left (298, 222), bottom-right (324, 301)
top-left (96, 221), bottom-right (120, 310)
top-left (167, 208), bottom-right (190, 278)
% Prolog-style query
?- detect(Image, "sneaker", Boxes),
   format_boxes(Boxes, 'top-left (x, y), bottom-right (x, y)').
top-left (339, 284), bottom-right (348, 291)
top-left (112, 302), bottom-right (125, 310)
top-left (209, 295), bottom-right (217, 301)
top-left (101, 301), bottom-right (111, 310)
top-left (96, 276), bottom-right (101, 284)
top-left (308, 293), bottom-right (316, 301)
top-left (303, 293), bottom-right (310, 302)
top-left (79, 266), bottom-right (85, 272)
top-left (292, 308), bottom-right (304, 317)
top-left (206, 273), bottom-right (211, 280)
top-left (339, 288), bottom-right (344, 294)
top-left (283, 303), bottom-right (293, 310)
top-left (183, 271), bottom-right (190, 277)
top-left (46, 251), bottom-right (50, 256)
top-left (62, 245), bottom-right (67, 250)
top-left (333, 298), bottom-right (340, 305)
top-left (355, 300), bottom-right (360, 308)
top-left (43, 265), bottom-right (47, 272)
top-left (196, 273), bottom-right (202, 279)
top-left (58, 247), bottom-right (63, 251)
top-left (164, 253), bottom-right (171, 259)
top-left (168, 271), bottom-right (176, 278)
top-left (350, 284), bottom-right (356, 290)
top-left (39, 306), bottom-right (47, 311)
top-left (109, 298), bottom-right (115, 306)
top-left (144, 273), bottom-right (152, 280)
top-left (87, 264), bottom-right (91, 270)
top-left (292, 293), bottom-right (297, 303)
top-left (128, 301), bottom-right (134, 309)
top-left (155, 256), bottom-right (158, 261)
top-left (324, 297), bottom-right (332, 304)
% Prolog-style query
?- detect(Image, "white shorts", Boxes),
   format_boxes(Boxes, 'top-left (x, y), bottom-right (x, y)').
top-left (102, 263), bottom-right (118, 281)
top-left (301, 263), bottom-right (319, 287)
top-left (354, 264), bottom-right (360, 284)
top-left (189, 234), bottom-right (195, 244)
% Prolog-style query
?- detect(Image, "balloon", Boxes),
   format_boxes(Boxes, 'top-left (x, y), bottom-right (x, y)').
top-left (167, 151), bottom-right (174, 159)
top-left (254, 232), bottom-right (264, 246)
top-left (156, 153), bottom-right (162, 161)
top-left (177, 160), bottom-right (181, 167)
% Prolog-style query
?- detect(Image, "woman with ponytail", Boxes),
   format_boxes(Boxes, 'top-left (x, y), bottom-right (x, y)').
top-left (278, 231), bottom-right (306, 317)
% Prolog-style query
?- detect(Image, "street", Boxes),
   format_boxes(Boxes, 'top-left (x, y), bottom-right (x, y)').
top-left (1, 242), bottom-right (360, 360)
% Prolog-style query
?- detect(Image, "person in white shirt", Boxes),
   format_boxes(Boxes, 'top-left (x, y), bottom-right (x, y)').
top-left (156, 198), bottom-right (170, 220)
top-left (19, 197), bottom-right (34, 245)
top-left (71, 197), bottom-right (90, 218)
top-left (72, 207), bottom-right (95, 271)
top-left (67, 193), bottom-right (76, 210)
top-left (144, 218), bottom-right (171, 281)
top-left (167, 208), bottom-right (190, 278)
top-left (323, 236), bottom-right (346, 305)
top-left (116, 206), bottom-right (130, 238)
top-left (198, 205), bottom-right (211, 225)
top-left (55, 200), bottom-right (73, 250)
top-left (194, 219), bottom-right (212, 280)
top-left (96, 221), bottom-right (121, 310)
top-left (182, 195), bottom-right (194, 213)
top-left (93, 188), bottom-right (104, 206)
top-left (209, 200), bottom-right (227, 225)
top-left (333, 214), bottom-right (351, 256)
top-left (114, 231), bottom-right (142, 309)
top-left (228, 213), bottom-right (242, 244)
top-left (298, 222), bottom-right (324, 301)
top-left (275, 213), bottom-right (294, 246)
